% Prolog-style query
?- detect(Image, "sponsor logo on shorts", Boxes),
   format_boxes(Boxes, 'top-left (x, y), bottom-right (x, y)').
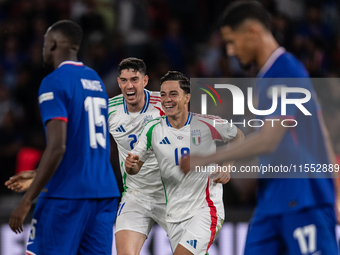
top-left (186, 239), bottom-right (197, 249)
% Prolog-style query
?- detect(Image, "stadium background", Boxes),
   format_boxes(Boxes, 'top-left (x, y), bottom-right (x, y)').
top-left (0, 0), bottom-right (340, 254)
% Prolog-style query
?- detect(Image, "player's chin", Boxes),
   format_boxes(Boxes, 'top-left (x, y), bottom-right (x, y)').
top-left (163, 109), bottom-right (176, 117)
top-left (125, 95), bottom-right (138, 104)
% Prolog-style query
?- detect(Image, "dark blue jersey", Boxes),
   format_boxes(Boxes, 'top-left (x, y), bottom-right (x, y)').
top-left (254, 48), bottom-right (334, 217)
top-left (38, 61), bottom-right (120, 199)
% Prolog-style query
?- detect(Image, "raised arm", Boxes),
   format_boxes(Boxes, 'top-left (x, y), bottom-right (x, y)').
top-left (9, 119), bottom-right (67, 233)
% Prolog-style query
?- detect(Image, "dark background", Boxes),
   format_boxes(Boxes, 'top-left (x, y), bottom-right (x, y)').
top-left (0, 0), bottom-right (340, 226)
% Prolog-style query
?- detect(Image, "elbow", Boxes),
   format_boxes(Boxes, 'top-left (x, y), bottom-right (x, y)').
top-left (49, 144), bottom-right (66, 159)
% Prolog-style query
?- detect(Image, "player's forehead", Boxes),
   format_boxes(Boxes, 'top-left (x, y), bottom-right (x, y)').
top-left (119, 69), bottom-right (142, 79)
top-left (160, 80), bottom-right (182, 93)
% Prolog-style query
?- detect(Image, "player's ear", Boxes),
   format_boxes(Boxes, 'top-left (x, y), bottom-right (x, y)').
top-left (185, 92), bottom-right (191, 104)
top-left (50, 40), bottom-right (57, 51)
top-left (117, 77), bottom-right (122, 89)
top-left (143, 75), bottom-right (149, 88)
top-left (246, 23), bottom-right (260, 39)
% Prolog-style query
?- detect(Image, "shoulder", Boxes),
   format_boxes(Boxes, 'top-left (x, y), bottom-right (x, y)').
top-left (268, 52), bottom-right (309, 78)
top-left (192, 113), bottom-right (224, 125)
top-left (148, 91), bottom-right (162, 106)
top-left (108, 94), bottom-right (124, 109)
top-left (149, 90), bottom-right (161, 98)
top-left (108, 94), bottom-right (124, 119)
top-left (39, 72), bottom-right (63, 94)
top-left (142, 116), bottom-right (165, 133)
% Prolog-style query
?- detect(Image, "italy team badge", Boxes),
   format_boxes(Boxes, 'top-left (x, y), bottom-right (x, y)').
top-left (191, 130), bottom-right (201, 145)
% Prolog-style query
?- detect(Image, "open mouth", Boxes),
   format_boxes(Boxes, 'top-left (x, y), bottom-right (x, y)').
top-left (164, 105), bottom-right (175, 111)
top-left (126, 91), bottom-right (136, 99)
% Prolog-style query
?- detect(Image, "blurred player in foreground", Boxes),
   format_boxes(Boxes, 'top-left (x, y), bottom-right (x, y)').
top-left (180, 1), bottom-right (340, 254)
top-left (7, 20), bottom-right (120, 254)
top-left (125, 71), bottom-right (244, 255)
top-left (109, 58), bottom-right (168, 254)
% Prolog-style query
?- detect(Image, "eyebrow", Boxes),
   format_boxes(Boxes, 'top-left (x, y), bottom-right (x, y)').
top-left (119, 76), bottom-right (139, 80)
top-left (161, 90), bottom-right (179, 94)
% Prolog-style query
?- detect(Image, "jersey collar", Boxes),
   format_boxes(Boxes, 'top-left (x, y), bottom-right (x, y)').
top-left (166, 112), bottom-right (192, 127)
top-left (257, 47), bottom-right (286, 78)
top-left (58, 61), bottom-right (84, 68)
top-left (123, 89), bottom-right (150, 115)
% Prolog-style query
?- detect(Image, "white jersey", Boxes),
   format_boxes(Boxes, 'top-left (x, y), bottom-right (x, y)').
top-left (132, 112), bottom-right (237, 223)
top-left (108, 89), bottom-right (166, 205)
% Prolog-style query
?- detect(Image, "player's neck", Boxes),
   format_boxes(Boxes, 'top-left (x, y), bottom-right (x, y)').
top-left (54, 52), bottom-right (78, 69)
top-left (126, 95), bottom-right (145, 113)
top-left (256, 34), bottom-right (280, 69)
top-left (167, 110), bottom-right (189, 129)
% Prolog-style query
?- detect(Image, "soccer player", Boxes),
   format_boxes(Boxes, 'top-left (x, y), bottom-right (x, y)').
top-left (5, 58), bottom-right (168, 254)
top-left (8, 20), bottom-right (120, 254)
top-left (109, 57), bottom-right (168, 255)
top-left (180, 1), bottom-right (340, 254)
top-left (125, 71), bottom-right (244, 255)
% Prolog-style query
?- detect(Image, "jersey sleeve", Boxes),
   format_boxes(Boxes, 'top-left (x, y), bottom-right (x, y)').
top-left (38, 76), bottom-right (68, 125)
top-left (197, 115), bottom-right (237, 143)
top-left (214, 118), bottom-right (237, 142)
top-left (131, 119), bottom-right (160, 162)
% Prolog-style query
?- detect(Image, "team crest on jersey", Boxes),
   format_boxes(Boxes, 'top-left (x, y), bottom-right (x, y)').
top-left (144, 115), bottom-right (153, 125)
top-left (191, 130), bottom-right (201, 145)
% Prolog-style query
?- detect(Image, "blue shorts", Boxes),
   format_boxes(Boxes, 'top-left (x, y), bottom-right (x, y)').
top-left (245, 205), bottom-right (338, 255)
top-left (26, 197), bottom-right (119, 255)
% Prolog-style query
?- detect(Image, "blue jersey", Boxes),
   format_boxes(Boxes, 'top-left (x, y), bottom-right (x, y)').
top-left (38, 61), bottom-right (120, 199)
top-left (254, 48), bottom-right (334, 216)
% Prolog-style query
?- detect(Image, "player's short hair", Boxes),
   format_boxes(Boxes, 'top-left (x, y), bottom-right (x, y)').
top-left (50, 20), bottom-right (83, 47)
top-left (160, 71), bottom-right (190, 94)
top-left (220, 1), bottom-right (270, 31)
top-left (118, 57), bottom-right (146, 75)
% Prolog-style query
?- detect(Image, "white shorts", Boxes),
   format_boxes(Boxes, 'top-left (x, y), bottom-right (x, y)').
top-left (114, 193), bottom-right (167, 237)
top-left (167, 207), bottom-right (224, 254)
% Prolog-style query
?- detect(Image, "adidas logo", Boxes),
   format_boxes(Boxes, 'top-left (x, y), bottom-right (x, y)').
top-left (186, 240), bottom-right (197, 249)
top-left (116, 125), bottom-right (126, 132)
top-left (159, 137), bottom-right (171, 144)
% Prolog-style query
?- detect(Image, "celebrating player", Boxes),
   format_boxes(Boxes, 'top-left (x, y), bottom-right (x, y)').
top-left (8, 20), bottom-right (120, 254)
top-left (125, 71), bottom-right (244, 255)
top-left (109, 58), bottom-right (168, 255)
top-left (180, 2), bottom-right (340, 254)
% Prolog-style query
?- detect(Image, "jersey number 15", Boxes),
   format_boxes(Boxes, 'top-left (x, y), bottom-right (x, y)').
top-left (84, 96), bottom-right (107, 149)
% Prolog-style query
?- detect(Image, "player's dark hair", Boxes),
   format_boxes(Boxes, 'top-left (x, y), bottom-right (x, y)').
top-left (160, 71), bottom-right (190, 94)
top-left (220, 1), bottom-right (270, 31)
top-left (118, 57), bottom-right (146, 75)
top-left (50, 20), bottom-right (83, 47)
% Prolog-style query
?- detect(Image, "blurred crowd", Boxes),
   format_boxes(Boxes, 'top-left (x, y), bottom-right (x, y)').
top-left (0, 0), bottom-right (340, 210)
